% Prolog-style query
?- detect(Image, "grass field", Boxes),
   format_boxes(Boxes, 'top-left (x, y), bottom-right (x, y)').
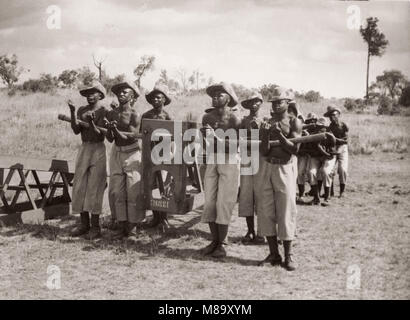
top-left (0, 90), bottom-right (409, 299)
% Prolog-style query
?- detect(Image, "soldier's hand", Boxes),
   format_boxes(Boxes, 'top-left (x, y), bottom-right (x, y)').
top-left (271, 122), bottom-right (282, 134)
top-left (110, 101), bottom-right (118, 110)
top-left (67, 100), bottom-right (76, 113)
top-left (261, 121), bottom-right (271, 130)
top-left (85, 112), bottom-right (95, 123)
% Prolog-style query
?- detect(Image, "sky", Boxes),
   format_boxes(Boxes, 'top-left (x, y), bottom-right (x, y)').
top-left (0, 0), bottom-right (409, 98)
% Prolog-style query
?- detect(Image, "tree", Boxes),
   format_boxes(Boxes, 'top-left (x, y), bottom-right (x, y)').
top-left (189, 69), bottom-right (205, 91)
top-left (77, 66), bottom-right (96, 86)
top-left (133, 55), bottom-right (155, 88)
top-left (92, 54), bottom-right (106, 81)
top-left (373, 70), bottom-right (407, 101)
top-left (0, 54), bottom-right (25, 90)
top-left (304, 90), bottom-right (322, 102)
top-left (360, 17), bottom-right (389, 101)
top-left (58, 69), bottom-right (78, 88)
top-left (157, 69), bottom-right (169, 86)
top-left (22, 73), bottom-right (58, 93)
top-left (176, 67), bottom-right (189, 92)
top-left (259, 83), bottom-right (279, 101)
top-left (399, 85), bottom-right (410, 107)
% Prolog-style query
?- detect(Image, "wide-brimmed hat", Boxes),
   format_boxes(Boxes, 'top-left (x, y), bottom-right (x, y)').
top-left (145, 84), bottom-right (171, 106)
top-left (316, 117), bottom-right (328, 127)
top-left (268, 87), bottom-right (294, 102)
top-left (111, 80), bottom-right (141, 98)
top-left (324, 105), bottom-right (341, 117)
top-left (206, 82), bottom-right (238, 108)
top-left (306, 112), bottom-right (318, 121)
top-left (79, 81), bottom-right (106, 99)
top-left (241, 92), bottom-right (263, 109)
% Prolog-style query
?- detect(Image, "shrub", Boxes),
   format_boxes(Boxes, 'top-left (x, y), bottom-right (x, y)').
top-left (344, 98), bottom-right (366, 113)
top-left (377, 96), bottom-right (397, 115)
top-left (399, 86), bottom-right (410, 107)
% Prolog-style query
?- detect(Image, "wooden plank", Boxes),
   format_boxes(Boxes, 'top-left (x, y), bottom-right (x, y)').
top-left (17, 169), bottom-right (37, 210)
top-left (40, 171), bottom-right (58, 208)
top-left (31, 170), bottom-right (46, 198)
top-left (0, 203), bottom-right (70, 227)
top-left (0, 156), bottom-right (75, 173)
top-left (0, 195), bottom-right (70, 214)
top-left (10, 170), bottom-right (30, 207)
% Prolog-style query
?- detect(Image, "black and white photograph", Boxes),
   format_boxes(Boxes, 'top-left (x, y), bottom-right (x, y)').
top-left (0, 0), bottom-right (409, 303)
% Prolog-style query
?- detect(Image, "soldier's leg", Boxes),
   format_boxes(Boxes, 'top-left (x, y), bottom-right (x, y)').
top-left (337, 145), bottom-right (348, 197)
top-left (320, 157), bottom-right (336, 206)
top-left (307, 157), bottom-right (321, 205)
top-left (70, 144), bottom-right (91, 237)
top-left (272, 161), bottom-right (297, 270)
top-left (200, 164), bottom-right (219, 254)
top-left (212, 163), bottom-right (239, 258)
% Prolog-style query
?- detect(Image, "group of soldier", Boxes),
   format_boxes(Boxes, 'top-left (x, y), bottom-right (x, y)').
top-left (66, 79), bottom-right (349, 272)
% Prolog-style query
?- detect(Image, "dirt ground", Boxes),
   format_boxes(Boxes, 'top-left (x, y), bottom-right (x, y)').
top-left (0, 152), bottom-right (409, 300)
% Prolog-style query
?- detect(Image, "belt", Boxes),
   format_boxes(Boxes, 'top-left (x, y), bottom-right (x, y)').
top-left (115, 141), bottom-right (140, 153)
top-left (266, 157), bottom-right (291, 165)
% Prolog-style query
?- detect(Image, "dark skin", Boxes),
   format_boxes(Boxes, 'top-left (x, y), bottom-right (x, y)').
top-left (67, 91), bottom-right (103, 136)
top-left (261, 99), bottom-right (302, 156)
top-left (329, 111), bottom-right (348, 145)
top-left (105, 88), bottom-right (140, 144)
top-left (201, 90), bottom-right (240, 140)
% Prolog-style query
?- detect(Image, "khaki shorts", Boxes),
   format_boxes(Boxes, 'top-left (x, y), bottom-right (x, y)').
top-left (257, 157), bottom-right (298, 240)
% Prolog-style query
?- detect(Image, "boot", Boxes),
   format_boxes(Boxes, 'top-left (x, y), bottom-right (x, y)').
top-left (200, 222), bottom-right (219, 255)
top-left (70, 212), bottom-right (90, 237)
top-left (297, 184), bottom-right (305, 203)
top-left (321, 187), bottom-right (331, 207)
top-left (106, 218), bottom-right (120, 231)
top-left (144, 211), bottom-right (160, 228)
top-left (339, 184), bottom-right (345, 198)
top-left (211, 224), bottom-right (228, 258)
top-left (241, 217), bottom-right (255, 244)
top-left (265, 236), bottom-right (282, 266)
top-left (307, 185), bottom-right (320, 205)
top-left (112, 221), bottom-right (129, 240)
top-left (283, 240), bottom-right (296, 271)
top-left (86, 214), bottom-right (101, 240)
top-left (318, 180), bottom-right (323, 197)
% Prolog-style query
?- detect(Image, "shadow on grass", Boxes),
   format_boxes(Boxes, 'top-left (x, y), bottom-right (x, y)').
top-left (0, 209), bottom-right (260, 267)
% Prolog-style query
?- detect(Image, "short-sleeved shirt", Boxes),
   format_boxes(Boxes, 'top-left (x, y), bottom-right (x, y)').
top-left (328, 121), bottom-right (348, 146)
top-left (106, 107), bottom-right (140, 146)
top-left (77, 105), bottom-right (108, 143)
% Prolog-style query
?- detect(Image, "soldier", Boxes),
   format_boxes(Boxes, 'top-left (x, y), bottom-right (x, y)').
top-left (296, 112), bottom-right (317, 204)
top-left (321, 105), bottom-right (349, 203)
top-left (238, 92), bottom-right (265, 244)
top-left (105, 80), bottom-right (145, 239)
top-left (141, 85), bottom-right (173, 229)
top-left (306, 117), bottom-right (333, 205)
top-left (200, 82), bottom-right (241, 258)
top-left (257, 87), bottom-right (302, 271)
top-left (68, 81), bottom-right (108, 240)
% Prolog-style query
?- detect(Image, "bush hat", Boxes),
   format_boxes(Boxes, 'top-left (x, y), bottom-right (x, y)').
top-left (306, 112), bottom-right (318, 120)
top-left (111, 80), bottom-right (141, 98)
top-left (206, 82), bottom-right (238, 108)
top-left (145, 84), bottom-right (171, 106)
top-left (268, 87), bottom-right (294, 102)
top-left (324, 105), bottom-right (341, 117)
top-left (79, 81), bottom-right (106, 99)
top-left (316, 117), bottom-right (328, 127)
top-left (241, 92), bottom-right (263, 109)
